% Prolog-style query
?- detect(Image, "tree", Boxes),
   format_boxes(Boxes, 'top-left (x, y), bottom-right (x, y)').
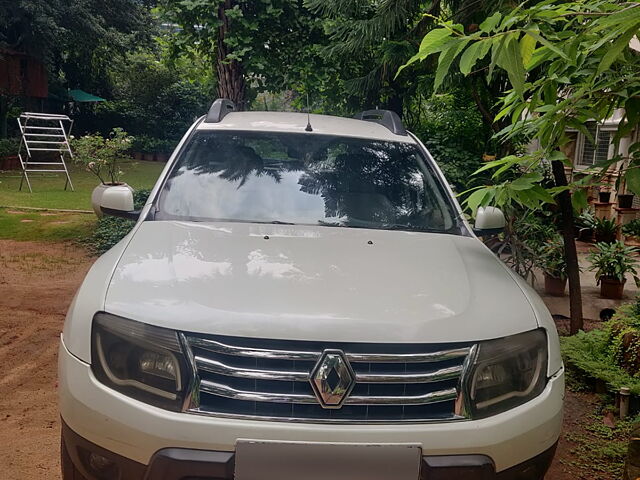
top-left (159, 0), bottom-right (329, 109)
top-left (402, 0), bottom-right (640, 334)
top-left (0, 0), bottom-right (152, 135)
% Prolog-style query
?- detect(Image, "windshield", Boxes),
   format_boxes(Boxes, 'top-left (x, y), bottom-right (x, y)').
top-left (154, 130), bottom-right (460, 233)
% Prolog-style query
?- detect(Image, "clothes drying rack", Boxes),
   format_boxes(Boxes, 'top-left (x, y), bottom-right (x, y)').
top-left (17, 112), bottom-right (74, 192)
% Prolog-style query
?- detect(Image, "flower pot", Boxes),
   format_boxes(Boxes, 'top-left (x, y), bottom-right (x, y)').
top-left (91, 183), bottom-right (133, 218)
top-left (618, 194), bottom-right (635, 209)
top-left (578, 228), bottom-right (593, 242)
top-left (544, 274), bottom-right (567, 297)
top-left (595, 232), bottom-right (617, 243)
top-left (599, 191), bottom-right (611, 203)
top-left (600, 277), bottom-right (626, 299)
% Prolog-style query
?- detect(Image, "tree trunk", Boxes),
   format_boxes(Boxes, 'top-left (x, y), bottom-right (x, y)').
top-left (551, 159), bottom-right (583, 334)
top-left (216, 0), bottom-right (247, 110)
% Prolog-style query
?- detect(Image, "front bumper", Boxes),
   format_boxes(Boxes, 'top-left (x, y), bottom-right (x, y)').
top-left (62, 420), bottom-right (557, 480)
top-left (59, 336), bottom-right (563, 476)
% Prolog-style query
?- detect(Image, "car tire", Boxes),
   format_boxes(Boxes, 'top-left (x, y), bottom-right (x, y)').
top-left (61, 433), bottom-right (89, 480)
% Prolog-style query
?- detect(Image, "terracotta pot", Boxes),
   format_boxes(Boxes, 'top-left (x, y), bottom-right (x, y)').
top-left (578, 228), bottom-right (593, 242)
top-left (618, 194), bottom-right (635, 209)
top-left (595, 232), bottom-right (617, 243)
top-left (600, 277), bottom-right (626, 299)
top-left (544, 274), bottom-right (567, 297)
top-left (91, 182), bottom-right (133, 218)
top-left (599, 191), bottom-right (612, 203)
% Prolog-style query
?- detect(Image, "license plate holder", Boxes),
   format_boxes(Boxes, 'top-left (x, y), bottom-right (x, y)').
top-left (234, 439), bottom-right (422, 480)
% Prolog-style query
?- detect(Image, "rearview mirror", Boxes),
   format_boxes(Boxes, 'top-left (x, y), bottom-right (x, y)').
top-left (100, 186), bottom-right (140, 221)
top-left (474, 206), bottom-right (506, 236)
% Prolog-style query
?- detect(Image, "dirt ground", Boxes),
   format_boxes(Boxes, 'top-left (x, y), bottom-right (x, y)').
top-left (0, 239), bottom-right (624, 479)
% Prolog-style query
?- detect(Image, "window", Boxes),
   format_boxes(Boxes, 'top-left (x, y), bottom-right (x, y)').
top-left (154, 131), bottom-right (460, 234)
top-left (577, 122), bottom-right (613, 167)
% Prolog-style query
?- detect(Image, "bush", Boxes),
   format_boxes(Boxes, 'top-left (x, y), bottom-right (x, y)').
top-left (85, 189), bottom-right (151, 254)
top-left (562, 302), bottom-right (640, 396)
top-left (130, 135), bottom-right (177, 153)
top-left (0, 138), bottom-right (20, 157)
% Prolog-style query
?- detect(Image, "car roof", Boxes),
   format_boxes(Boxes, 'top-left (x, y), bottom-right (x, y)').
top-left (196, 111), bottom-right (416, 144)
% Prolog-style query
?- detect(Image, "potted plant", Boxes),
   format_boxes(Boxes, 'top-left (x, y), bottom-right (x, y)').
top-left (587, 241), bottom-right (640, 299)
top-left (599, 190), bottom-right (612, 203)
top-left (593, 217), bottom-right (618, 243)
top-left (623, 219), bottom-right (640, 247)
top-left (618, 193), bottom-right (635, 209)
top-left (73, 128), bottom-right (134, 217)
top-left (539, 236), bottom-right (568, 296)
top-left (576, 209), bottom-right (597, 241)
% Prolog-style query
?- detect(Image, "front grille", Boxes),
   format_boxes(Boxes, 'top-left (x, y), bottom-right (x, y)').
top-left (183, 333), bottom-right (472, 423)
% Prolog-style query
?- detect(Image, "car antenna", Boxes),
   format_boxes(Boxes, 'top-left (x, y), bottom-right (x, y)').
top-left (305, 92), bottom-right (313, 132)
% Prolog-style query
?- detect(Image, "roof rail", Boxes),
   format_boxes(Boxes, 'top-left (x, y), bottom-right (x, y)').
top-left (353, 109), bottom-right (407, 136)
top-left (205, 98), bottom-right (235, 123)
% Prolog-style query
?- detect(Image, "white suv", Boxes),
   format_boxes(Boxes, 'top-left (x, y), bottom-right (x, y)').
top-left (59, 99), bottom-right (564, 480)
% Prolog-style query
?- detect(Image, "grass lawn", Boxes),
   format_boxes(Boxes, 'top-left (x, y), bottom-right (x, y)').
top-left (0, 208), bottom-right (96, 242)
top-left (0, 160), bottom-right (164, 210)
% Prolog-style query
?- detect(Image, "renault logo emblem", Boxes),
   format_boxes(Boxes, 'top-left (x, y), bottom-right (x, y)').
top-left (309, 349), bottom-right (356, 408)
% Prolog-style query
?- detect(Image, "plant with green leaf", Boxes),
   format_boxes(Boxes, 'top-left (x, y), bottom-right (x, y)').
top-left (587, 241), bottom-right (639, 285)
top-left (539, 235), bottom-right (567, 280)
top-left (400, 0), bottom-right (640, 334)
top-left (593, 217), bottom-right (619, 243)
top-left (623, 219), bottom-right (640, 238)
top-left (72, 128), bottom-right (133, 185)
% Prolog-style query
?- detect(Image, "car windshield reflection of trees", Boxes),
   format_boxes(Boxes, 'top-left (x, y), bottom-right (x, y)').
top-left (157, 132), bottom-right (457, 233)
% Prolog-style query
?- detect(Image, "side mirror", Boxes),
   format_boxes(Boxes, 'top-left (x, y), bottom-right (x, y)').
top-left (474, 206), bottom-right (506, 236)
top-left (100, 186), bottom-right (140, 220)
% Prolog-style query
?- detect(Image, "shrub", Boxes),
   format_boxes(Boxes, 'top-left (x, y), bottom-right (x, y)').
top-left (561, 305), bottom-right (640, 396)
top-left (72, 128), bottom-right (133, 185)
top-left (0, 138), bottom-right (20, 157)
top-left (85, 189), bottom-right (151, 254)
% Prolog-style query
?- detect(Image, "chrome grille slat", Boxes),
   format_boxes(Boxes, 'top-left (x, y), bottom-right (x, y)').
top-left (185, 334), bottom-right (472, 422)
top-left (188, 336), bottom-right (470, 363)
top-left (356, 365), bottom-right (463, 383)
top-left (195, 355), bottom-right (309, 382)
top-left (199, 380), bottom-right (458, 406)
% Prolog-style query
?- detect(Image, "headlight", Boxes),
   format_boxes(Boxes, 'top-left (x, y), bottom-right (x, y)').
top-left (464, 329), bottom-right (548, 419)
top-left (91, 312), bottom-right (190, 410)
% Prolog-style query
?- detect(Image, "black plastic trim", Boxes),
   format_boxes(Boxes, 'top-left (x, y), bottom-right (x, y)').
top-left (354, 109), bottom-right (407, 136)
top-left (101, 207), bottom-right (141, 221)
top-left (205, 98), bottom-right (235, 123)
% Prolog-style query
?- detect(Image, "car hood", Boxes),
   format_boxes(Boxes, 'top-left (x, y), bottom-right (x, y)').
top-left (104, 221), bottom-right (537, 343)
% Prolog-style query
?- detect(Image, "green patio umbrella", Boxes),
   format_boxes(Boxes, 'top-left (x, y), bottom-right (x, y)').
top-left (68, 89), bottom-right (106, 102)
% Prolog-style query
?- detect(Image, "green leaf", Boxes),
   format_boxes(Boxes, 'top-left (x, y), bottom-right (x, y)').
top-left (597, 25), bottom-right (639, 74)
top-left (496, 34), bottom-right (526, 97)
top-left (465, 188), bottom-right (489, 214)
top-left (479, 12), bottom-right (501, 33)
top-left (459, 40), bottom-right (491, 75)
top-left (527, 31), bottom-right (570, 60)
top-left (396, 28), bottom-right (453, 77)
top-left (572, 188), bottom-right (588, 212)
top-left (519, 33), bottom-right (536, 68)
top-left (433, 38), bottom-right (470, 93)
top-left (625, 167), bottom-right (640, 196)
